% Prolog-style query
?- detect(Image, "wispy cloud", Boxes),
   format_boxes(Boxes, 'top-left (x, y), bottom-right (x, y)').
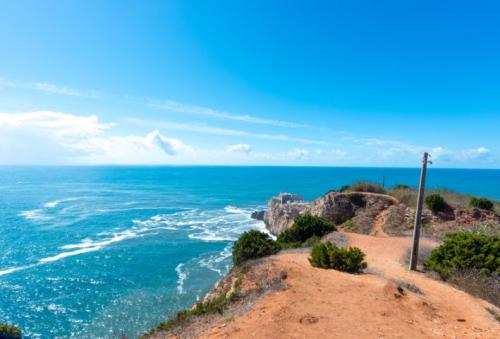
top-left (0, 77), bottom-right (15, 88)
top-left (431, 146), bottom-right (491, 161)
top-left (288, 148), bottom-right (310, 159)
top-left (227, 144), bottom-right (252, 154)
top-left (31, 82), bottom-right (99, 98)
top-left (0, 76), bottom-right (100, 98)
top-left (124, 117), bottom-right (328, 145)
top-left (151, 99), bottom-right (307, 128)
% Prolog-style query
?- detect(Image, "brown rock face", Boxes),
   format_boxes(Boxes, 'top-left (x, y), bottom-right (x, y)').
top-left (308, 193), bottom-right (355, 224)
top-left (264, 191), bottom-right (397, 235)
top-left (264, 196), bottom-right (309, 235)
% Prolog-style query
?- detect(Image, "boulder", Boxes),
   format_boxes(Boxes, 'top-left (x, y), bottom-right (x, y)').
top-left (250, 210), bottom-right (266, 221)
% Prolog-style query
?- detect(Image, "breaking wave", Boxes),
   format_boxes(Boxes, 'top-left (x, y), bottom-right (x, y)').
top-left (175, 264), bottom-right (187, 294)
top-left (2, 205), bottom-right (266, 277)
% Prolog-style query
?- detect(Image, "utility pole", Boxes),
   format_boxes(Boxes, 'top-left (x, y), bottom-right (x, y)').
top-left (409, 152), bottom-right (429, 271)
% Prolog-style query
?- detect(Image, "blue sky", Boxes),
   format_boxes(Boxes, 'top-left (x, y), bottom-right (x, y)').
top-left (0, 0), bottom-right (498, 167)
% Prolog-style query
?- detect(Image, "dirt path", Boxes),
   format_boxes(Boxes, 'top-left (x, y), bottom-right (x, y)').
top-left (200, 234), bottom-right (499, 338)
top-left (370, 208), bottom-right (390, 237)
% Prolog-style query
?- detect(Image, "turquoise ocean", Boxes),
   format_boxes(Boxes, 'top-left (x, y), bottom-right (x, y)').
top-left (0, 166), bottom-right (499, 338)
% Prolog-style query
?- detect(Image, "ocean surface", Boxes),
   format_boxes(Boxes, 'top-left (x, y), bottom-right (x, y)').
top-left (0, 166), bottom-right (499, 338)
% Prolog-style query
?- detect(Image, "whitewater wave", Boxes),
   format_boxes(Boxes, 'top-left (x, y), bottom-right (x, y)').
top-left (60, 230), bottom-right (138, 250)
top-left (18, 209), bottom-right (52, 221)
top-left (224, 205), bottom-right (247, 214)
top-left (0, 264), bottom-right (37, 277)
top-left (2, 204), bottom-right (266, 277)
top-left (198, 245), bottom-right (232, 276)
top-left (0, 230), bottom-right (142, 276)
top-left (175, 264), bottom-right (187, 294)
top-left (43, 197), bottom-right (79, 209)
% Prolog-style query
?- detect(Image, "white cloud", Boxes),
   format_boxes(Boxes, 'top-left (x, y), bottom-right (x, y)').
top-left (0, 110), bottom-right (113, 139)
top-left (288, 148), bottom-right (310, 159)
top-left (125, 117), bottom-right (328, 145)
top-left (31, 82), bottom-right (99, 98)
top-left (0, 76), bottom-right (99, 98)
top-left (430, 146), bottom-right (447, 158)
top-left (152, 99), bottom-right (307, 128)
top-left (330, 149), bottom-right (347, 157)
top-left (0, 78), bottom-right (15, 89)
top-left (0, 111), bottom-right (192, 164)
top-left (227, 144), bottom-right (252, 154)
top-left (432, 146), bottom-right (491, 161)
top-left (459, 147), bottom-right (490, 160)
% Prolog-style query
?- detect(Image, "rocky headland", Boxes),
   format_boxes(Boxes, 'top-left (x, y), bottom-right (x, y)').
top-left (261, 190), bottom-right (499, 238)
top-left (146, 187), bottom-right (500, 338)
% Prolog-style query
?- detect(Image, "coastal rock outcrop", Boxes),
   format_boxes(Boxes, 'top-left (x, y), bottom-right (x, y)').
top-left (264, 191), bottom-right (397, 235)
top-left (250, 210), bottom-right (266, 221)
top-left (264, 193), bottom-right (308, 235)
top-left (264, 190), bottom-right (499, 237)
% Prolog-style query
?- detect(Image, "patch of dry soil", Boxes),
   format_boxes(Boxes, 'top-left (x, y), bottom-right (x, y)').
top-left (200, 234), bottom-right (499, 338)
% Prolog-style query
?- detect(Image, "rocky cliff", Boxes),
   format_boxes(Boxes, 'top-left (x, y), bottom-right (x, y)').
top-left (263, 191), bottom-right (499, 237)
top-left (264, 191), bottom-right (397, 235)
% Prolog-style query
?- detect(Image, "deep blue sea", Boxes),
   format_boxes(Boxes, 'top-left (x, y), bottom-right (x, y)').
top-left (0, 166), bottom-right (499, 338)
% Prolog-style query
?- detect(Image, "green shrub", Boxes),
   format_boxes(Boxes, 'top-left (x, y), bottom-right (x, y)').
top-left (0, 323), bottom-right (21, 339)
top-left (232, 230), bottom-right (279, 266)
top-left (302, 235), bottom-right (321, 247)
top-left (425, 193), bottom-right (447, 212)
top-left (149, 274), bottom-right (243, 335)
top-left (277, 214), bottom-right (335, 244)
top-left (392, 184), bottom-right (411, 190)
top-left (308, 242), bottom-right (367, 273)
top-left (349, 181), bottom-right (386, 194)
top-left (338, 185), bottom-right (351, 192)
top-left (470, 197), bottom-right (494, 211)
top-left (348, 193), bottom-right (365, 207)
top-left (424, 232), bottom-right (500, 278)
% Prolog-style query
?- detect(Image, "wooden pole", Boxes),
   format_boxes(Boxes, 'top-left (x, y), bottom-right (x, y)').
top-left (409, 152), bottom-right (429, 271)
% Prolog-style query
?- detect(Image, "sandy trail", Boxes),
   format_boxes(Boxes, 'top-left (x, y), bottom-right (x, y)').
top-left (371, 208), bottom-right (390, 237)
top-left (203, 233), bottom-right (499, 338)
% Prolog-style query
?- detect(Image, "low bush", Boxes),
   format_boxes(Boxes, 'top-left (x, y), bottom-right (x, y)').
top-left (425, 193), bottom-right (447, 213)
top-left (348, 193), bottom-right (365, 207)
top-left (424, 232), bottom-right (499, 278)
top-left (392, 184), bottom-right (411, 190)
top-left (277, 214), bottom-right (335, 244)
top-left (309, 242), bottom-right (367, 273)
top-left (0, 323), bottom-right (21, 339)
top-left (302, 235), bottom-right (321, 247)
top-left (470, 197), bottom-right (494, 211)
top-left (338, 185), bottom-right (351, 192)
top-left (348, 181), bottom-right (386, 194)
top-left (232, 230), bottom-right (279, 266)
top-left (148, 274), bottom-right (243, 336)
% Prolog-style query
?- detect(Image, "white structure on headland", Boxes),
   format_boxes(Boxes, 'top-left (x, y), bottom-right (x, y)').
top-left (275, 192), bottom-right (303, 204)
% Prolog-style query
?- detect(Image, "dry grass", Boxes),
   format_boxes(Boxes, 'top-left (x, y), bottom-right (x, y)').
top-left (401, 246), bottom-right (435, 270)
top-left (383, 205), bottom-right (413, 236)
top-left (401, 245), bottom-right (500, 308)
top-left (388, 187), bottom-right (500, 214)
top-left (321, 231), bottom-right (348, 248)
top-left (447, 269), bottom-right (500, 308)
top-left (486, 307), bottom-right (500, 322)
top-left (391, 279), bottom-right (425, 295)
top-left (459, 223), bottom-right (500, 237)
top-left (348, 181), bottom-right (386, 194)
